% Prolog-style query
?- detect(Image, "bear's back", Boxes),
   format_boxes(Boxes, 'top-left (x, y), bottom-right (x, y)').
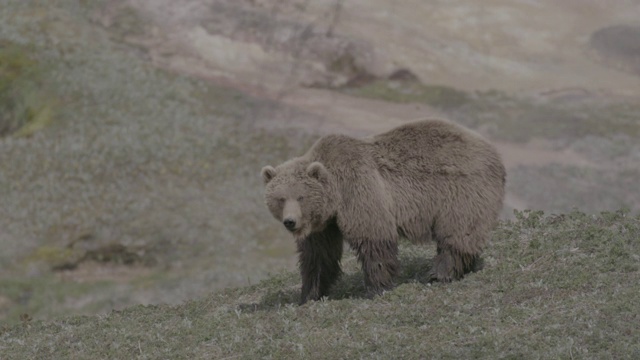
top-left (307, 134), bottom-right (373, 171)
top-left (371, 120), bottom-right (503, 180)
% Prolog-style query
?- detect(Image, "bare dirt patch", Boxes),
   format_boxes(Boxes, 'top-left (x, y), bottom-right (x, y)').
top-left (55, 262), bottom-right (153, 284)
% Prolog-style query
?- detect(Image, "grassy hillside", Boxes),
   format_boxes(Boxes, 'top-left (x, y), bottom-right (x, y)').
top-left (1, 210), bottom-right (638, 359)
top-left (0, 0), bottom-right (315, 322)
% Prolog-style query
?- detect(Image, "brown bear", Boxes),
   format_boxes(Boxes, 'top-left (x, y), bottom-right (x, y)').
top-left (261, 119), bottom-right (505, 304)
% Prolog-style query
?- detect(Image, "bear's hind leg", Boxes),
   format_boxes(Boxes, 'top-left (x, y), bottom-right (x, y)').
top-left (429, 244), bottom-right (479, 282)
top-left (353, 238), bottom-right (399, 296)
top-left (429, 226), bottom-right (486, 282)
top-left (297, 223), bottom-right (343, 305)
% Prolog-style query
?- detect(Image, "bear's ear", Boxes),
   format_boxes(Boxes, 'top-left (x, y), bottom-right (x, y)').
top-left (261, 166), bottom-right (277, 184)
top-left (306, 162), bottom-right (329, 183)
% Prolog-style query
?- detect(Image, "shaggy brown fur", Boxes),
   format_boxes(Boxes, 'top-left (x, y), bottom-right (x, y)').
top-left (262, 119), bottom-right (505, 304)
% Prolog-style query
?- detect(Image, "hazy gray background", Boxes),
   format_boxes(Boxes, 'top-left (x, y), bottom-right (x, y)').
top-left (1, 0), bottom-right (639, 323)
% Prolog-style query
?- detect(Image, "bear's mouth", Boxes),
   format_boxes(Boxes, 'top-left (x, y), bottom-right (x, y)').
top-left (288, 227), bottom-right (302, 235)
top-left (288, 226), bottom-right (308, 239)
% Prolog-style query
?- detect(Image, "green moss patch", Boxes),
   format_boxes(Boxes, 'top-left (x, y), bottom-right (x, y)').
top-left (0, 40), bottom-right (55, 137)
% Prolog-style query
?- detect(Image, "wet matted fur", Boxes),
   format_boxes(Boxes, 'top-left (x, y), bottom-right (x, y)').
top-left (261, 119), bottom-right (505, 304)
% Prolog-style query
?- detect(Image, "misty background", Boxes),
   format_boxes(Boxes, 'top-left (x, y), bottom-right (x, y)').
top-left (1, 0), bottom-right (639, 323)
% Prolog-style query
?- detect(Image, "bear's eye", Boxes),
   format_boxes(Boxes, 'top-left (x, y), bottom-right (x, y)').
top-left (297, 196), bottom-right (304, 201)
top-left (277, 198), bottom-right (286, 204)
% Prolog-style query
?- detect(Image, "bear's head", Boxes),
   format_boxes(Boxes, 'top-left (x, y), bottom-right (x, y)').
top-left (261, 160), bottom-right (337, 240)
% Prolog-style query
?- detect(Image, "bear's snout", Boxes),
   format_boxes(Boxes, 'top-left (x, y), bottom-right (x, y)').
top-left (282, 200), bottom-right (302, 232)
top-left (283, 218), bottom-right (297, 231)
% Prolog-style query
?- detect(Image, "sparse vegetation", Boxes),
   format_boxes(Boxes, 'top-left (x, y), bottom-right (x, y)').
top-left (1, 210), bottom-right (638, 359)
top-left (344, 80), bottom-right (640, 143)
top-left (342, 79), bottom-right (471, 110)
top-left (103, 4), bottom-right (149, 41)
top-left (454, 91), bottom-right (640, 142)
top-left (508, 164), bottom-right (640, 214)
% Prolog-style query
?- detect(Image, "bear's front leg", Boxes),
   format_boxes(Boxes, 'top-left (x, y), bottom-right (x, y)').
top-left (353, 238), bottom-right (399, 297)
top-left (296, 227), bottom-right (343, 305)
